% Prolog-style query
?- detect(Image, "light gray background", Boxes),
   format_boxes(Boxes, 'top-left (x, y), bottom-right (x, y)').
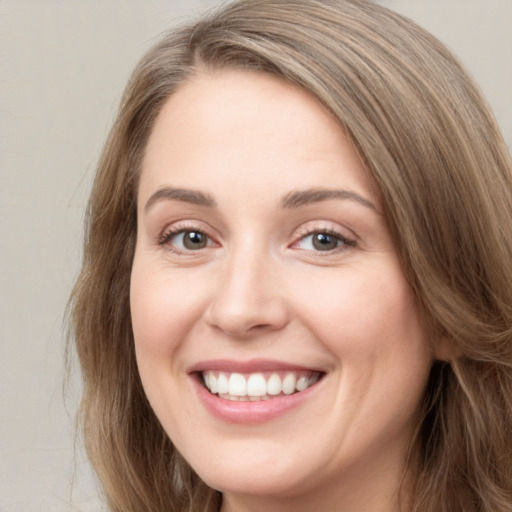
top-left (1, 1), bottom-right (510, 510)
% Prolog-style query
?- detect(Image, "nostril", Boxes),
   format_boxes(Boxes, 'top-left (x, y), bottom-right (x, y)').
top-left (206, 302), bottom-right (288, 337)
top-left (251, 323), bottom-right (273, 331)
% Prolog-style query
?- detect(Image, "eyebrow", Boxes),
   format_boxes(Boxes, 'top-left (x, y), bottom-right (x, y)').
top-left (281, 188), bottom-right (378, 212)
top-left (144, 186), bottom-right (216, 211)
top-left (144, 186), bottom-right (378, 214)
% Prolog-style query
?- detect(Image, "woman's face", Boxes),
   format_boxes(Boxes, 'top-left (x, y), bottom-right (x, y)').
top-left (131, 70), bottom-right (434, 508)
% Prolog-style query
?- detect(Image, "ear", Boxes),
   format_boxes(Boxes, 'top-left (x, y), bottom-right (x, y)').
top-left (433, 336), bottom-right (460, 362)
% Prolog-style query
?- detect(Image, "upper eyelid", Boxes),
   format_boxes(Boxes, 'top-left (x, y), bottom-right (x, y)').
top-left (291, 231), bottom-right (355, 251)
top-left (159, 219), bottom-right (213, 235)
top-left (156, 219), bottom-right (357, 247)
top-left (291, 221), bottom-right (357, 242)
top-left (157, 221), bottom-right (218, 247)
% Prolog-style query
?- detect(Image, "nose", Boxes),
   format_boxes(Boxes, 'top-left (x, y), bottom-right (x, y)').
top-left (205, 248), bottom-right (289, 338)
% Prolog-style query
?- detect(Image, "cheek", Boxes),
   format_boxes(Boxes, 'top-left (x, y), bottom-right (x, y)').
top-left (294, 263), bottom-right (423, 344)
top-left (130, 260), bottom-right (207, 358)
top-left (290, 260), bottom-right (432, 393)
top-left (129, 259), bottom-right (204, 425)
top-left (301, 266), bottom-right (432, 442)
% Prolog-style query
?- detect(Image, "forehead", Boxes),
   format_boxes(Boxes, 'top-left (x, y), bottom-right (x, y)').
top-left (145, 69), bottom-right (344, 154)
top-left (139, 69), bottom-right (378, 206)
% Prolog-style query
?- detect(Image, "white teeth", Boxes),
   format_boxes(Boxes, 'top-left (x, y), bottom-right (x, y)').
top-left (228, 373), bottom-right (246, 396)
top-left (209, 374), bottom-right (218, 394)
top-left (282, 373), bottom-right (296, 395)
top-left (267, 373), bottom-right (282, 395)
top-left (309, 373), bottom-right (320, 386)
top-left (296, 376), bottom-right (309, 391)
top-left (217, 373), bottom-right (229, 394)
top-left (247, 373), bottom-right (266, 396)
top-left (202, 369), bottom-right (321, 400)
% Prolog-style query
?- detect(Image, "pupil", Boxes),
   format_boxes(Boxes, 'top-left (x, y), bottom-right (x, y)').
top-left (184, 231), bottom-right (206, 249)
top-left (312, 233), bottom-right (338, 251)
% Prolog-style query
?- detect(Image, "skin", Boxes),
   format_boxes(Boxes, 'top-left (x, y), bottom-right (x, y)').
top-left (130, 69), bottom-right (436, 512)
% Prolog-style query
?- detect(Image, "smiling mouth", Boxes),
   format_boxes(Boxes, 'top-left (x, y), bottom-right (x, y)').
top-left (201, 370), bottom-right (323, 401)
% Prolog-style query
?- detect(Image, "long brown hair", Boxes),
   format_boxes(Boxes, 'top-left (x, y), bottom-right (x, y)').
top-left (69, 1), bottom-right (512, 510)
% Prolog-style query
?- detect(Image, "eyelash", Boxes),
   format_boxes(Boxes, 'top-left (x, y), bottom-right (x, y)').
top-left (158, 224), bottom-right (217, 255)
top-left (291, 227), bottom-right (356, 253)
top-left (158, 224), bottom-right (356, 255)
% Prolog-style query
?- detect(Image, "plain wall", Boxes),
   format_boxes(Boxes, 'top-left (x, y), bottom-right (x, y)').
top-left (0, 1), bottom-right (510, 510)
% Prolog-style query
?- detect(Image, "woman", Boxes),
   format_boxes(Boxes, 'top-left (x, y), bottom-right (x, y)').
top-left (69, 0), bottom-right (512, 511)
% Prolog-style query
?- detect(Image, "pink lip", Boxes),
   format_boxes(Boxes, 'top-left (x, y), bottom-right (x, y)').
top-left (188, 359), bottom-right (325, 425)
top-left (187, 358), bottom-right (320, 373)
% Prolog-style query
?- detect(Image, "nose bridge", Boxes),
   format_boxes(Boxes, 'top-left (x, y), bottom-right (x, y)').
top-left (207, 237), bottom-right (287, 336)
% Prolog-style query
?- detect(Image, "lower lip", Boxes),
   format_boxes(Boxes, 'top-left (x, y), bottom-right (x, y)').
top-left (191, 374), bottom-right (322, 424)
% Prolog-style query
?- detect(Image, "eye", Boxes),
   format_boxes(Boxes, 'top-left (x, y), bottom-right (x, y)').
top-left (294, 230), bottom-right (354, 252)
top-left (161, 229), bottom-right (214, 252)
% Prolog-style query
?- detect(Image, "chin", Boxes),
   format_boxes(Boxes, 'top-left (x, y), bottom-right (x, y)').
top-left (200, 465), bottom-right (308, 498)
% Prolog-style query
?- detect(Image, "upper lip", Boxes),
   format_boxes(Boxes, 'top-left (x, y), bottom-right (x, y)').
top-left (187, 358), bottom-right (324, 374)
